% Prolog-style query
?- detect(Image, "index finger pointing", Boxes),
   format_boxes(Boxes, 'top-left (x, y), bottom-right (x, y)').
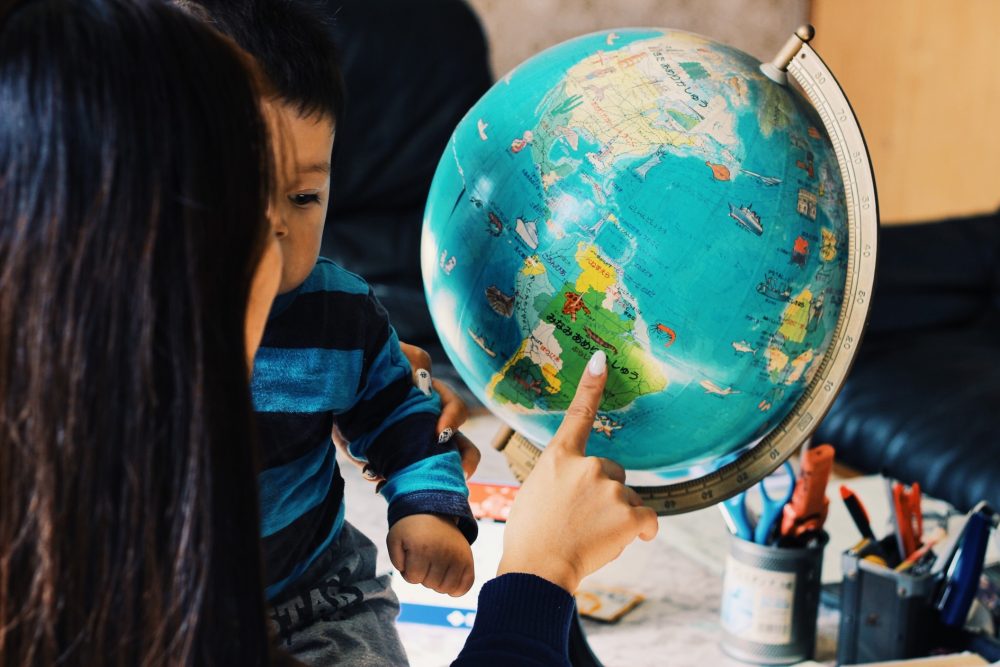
top-left (551, 351), bottom-right (607, 455)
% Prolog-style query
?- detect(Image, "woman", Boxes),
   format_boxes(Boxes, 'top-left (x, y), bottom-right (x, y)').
top-left (0, 2), bottom-right (657, 665)
top-left (0, 0), bottom-right (279, 663)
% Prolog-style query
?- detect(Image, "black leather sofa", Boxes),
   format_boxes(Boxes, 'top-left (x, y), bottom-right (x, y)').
top-left (815, 211), bottom-right (1000, 512)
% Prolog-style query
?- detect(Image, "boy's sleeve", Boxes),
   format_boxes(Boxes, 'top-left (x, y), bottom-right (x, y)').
top-left (336, 286), bottom-right (476, 544)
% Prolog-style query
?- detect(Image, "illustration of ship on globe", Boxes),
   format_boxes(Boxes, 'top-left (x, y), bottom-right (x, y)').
top-left (728, 203), bottom-right (764, 235)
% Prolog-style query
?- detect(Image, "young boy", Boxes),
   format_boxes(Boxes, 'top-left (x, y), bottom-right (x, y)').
top-left (180, 1), bottom-right (477, 663)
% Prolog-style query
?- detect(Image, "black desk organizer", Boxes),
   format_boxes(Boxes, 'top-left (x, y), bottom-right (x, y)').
top-left (837, 537), bottom-right (940, 664)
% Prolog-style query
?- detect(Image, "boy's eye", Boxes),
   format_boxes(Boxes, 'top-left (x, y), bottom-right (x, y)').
top-left (289, 192), bottom-right (321, 207)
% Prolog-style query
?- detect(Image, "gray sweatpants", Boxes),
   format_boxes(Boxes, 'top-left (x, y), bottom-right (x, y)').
top-left (268, 521), bottom-right (410, 666)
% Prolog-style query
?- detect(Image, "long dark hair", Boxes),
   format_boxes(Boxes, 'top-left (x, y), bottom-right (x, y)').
top-left (0, 0), bottom-right (273, 664)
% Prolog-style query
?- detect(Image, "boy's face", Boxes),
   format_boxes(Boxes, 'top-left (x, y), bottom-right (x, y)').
top-left (264, 100), bottom-right (335, 294)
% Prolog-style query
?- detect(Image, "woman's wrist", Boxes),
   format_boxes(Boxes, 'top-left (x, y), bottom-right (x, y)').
top-left (496, 553), bottom-right (580, 594)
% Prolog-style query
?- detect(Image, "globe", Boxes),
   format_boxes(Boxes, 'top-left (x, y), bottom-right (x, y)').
top-left (421, 28), bottom-right (849, 471)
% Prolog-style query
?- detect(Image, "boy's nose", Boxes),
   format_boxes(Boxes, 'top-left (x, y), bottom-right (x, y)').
top-left (266, 205), bottom-right (288, 238)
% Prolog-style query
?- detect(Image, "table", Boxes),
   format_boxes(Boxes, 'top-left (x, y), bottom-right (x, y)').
top-left (343, 413), bottom-right (844, 666)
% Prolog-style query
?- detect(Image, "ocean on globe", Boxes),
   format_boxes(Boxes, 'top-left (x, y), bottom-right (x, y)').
top-left (421, 29), bottom-right (849, 471)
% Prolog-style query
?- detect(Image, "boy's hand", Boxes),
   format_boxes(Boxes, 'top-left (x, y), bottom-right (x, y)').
top-left (332, 341), bottom-right (481, 482)
top-left (388, 514), bottom-right (474, 597)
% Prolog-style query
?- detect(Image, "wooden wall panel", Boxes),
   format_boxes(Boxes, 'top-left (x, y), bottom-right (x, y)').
top-left (811, 0), bottom-right (1000, 224)
top-left (469, 0), bottom-right (807, 80)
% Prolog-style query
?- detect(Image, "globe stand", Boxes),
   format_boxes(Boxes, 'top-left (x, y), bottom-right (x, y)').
top-left (492, 25), bottom-right (879, 665)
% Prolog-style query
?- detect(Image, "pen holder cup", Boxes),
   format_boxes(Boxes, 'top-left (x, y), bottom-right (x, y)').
top-left (720, 532), bottom-right (827, 665)
top-left (836, 541), bottom-right (941, 665)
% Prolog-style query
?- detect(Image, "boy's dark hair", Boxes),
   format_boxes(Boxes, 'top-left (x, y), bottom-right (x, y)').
top-left (182, 0), bottom-right (345, 121)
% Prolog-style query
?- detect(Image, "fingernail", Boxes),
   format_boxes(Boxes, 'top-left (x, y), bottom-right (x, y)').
top-left (438, 428), bottom-right (454, 444)
top-left (416, 369), bottom-right (432, 396)
top-left (587, 350), bottom-right (606, 377)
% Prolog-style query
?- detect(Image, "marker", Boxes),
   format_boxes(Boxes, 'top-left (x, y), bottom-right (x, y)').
top-left (839, 485), bottom-right (876, 542)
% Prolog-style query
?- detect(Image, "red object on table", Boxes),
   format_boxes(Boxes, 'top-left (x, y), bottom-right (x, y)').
top-left (780, 444), bottom-right (834, 539)
top-left (892, 481), bottom-right (923, 557)
top-left (468, 482), bottom-right (519, 522)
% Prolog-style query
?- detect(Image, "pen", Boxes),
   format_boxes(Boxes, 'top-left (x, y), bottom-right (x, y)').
top-left (937, 504), bottom-right (994, 628)
top-left (895, 527), bottom-right (945, 572)
top-left (849, 537), bottom-right (871, 554)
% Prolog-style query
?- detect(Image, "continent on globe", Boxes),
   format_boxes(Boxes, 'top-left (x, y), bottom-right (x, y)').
top-left (487, 243), bottom-right (667, 417)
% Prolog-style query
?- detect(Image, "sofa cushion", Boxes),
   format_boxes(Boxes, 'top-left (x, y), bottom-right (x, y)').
top-left (865, 213), bottom-right (1000, 334)
top-left (321, 0), bottom-right (492, 354)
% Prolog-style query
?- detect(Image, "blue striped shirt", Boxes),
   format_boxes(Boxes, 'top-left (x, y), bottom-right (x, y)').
top-left (251, 258), bottom-right (476, 598)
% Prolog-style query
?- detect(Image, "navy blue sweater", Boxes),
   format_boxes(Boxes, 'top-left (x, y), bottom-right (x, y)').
top-left (453, 573), bottom-right (576, 666)
top-left (251, 258), bottom-right (476, 598)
